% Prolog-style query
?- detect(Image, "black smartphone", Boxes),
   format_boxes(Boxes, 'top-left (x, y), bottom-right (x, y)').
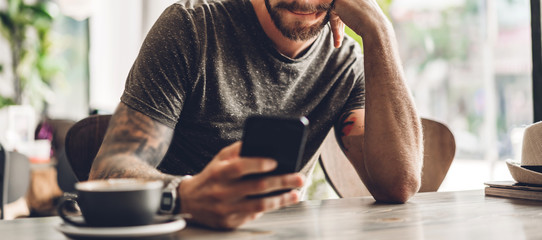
top-left (240, 115), bottom-right (309, 197)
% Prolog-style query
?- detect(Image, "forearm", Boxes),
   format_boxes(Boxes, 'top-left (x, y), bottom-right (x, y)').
top-left (359, 25), bottom-right (423, 202)
top-left (88, 103), bottom-right (177, 185)
top-left (89, 154), bottom-right (178, 183)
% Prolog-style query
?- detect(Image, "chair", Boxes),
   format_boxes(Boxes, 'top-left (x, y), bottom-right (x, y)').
top-left (65, 115), bottom-right (112, 181)
top-left (319, 118), bottom-right (456, 198)
top-left (0, 144), bottom-right (31, 219)
top-left (36, 118), bottom-right (78, 193)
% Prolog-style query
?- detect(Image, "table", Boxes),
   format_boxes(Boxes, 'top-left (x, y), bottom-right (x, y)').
top-left (1, 190), bottom-right (541, 240)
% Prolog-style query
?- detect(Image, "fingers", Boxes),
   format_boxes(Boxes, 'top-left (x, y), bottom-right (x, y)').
top-left (211, 141), bottom-right (276, 179)
top-left (234, 173), bottom-right (304, 197)
top-left (210, 173), bottom-right (304, 200)
top-left (330, 12), bottom-right (345, 48)
top-left (214, 141), bottom-right (242, 161)
top-left (238, 190), bottom-right (300, 213)
top-left (210, 191), bottom-right (300, 221)
top-left (217, 156), bottom-right (277, 180)
top-left (190, 142), bottom-right (304, 229)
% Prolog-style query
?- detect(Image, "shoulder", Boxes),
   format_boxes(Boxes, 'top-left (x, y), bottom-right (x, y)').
top-left (316, 25), bottom-right (364, 74)
top-left (149, 0), bottom-right (244, 42)
top-left (173, 0), bottom-right (244, 13)
top-left (316, 25), bottom-right (363, 61)
top-left (163, 0), bottom-right (249, 33)
top-left (337, 33), bottom-right (364, 65)
top-left (175, 0), bottom-right (212, 9)
top-left (333, 30), bottom-right (364, 79)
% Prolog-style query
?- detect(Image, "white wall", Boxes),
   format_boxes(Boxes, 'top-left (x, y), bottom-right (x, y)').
top-left (89, 0), bottom-right (177, 113)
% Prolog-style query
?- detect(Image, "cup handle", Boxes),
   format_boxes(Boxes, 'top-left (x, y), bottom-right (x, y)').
top-left (57, 193), bottom-right (86, 227)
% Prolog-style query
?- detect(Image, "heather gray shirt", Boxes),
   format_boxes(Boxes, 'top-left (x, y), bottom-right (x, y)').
top-left (121, 0), bottom-right (365, 176)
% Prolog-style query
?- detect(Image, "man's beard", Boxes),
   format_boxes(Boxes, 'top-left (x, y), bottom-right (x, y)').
top-left (264, 0), bottom-right (332, 41)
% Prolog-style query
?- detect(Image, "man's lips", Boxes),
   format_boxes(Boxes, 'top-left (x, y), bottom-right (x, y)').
top-left (289, 10), bottom-right (317, 15)
top-left (287, 9), bottom-right (328, 20)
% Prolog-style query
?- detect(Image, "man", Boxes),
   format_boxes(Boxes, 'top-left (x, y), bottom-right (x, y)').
top-left (89, 0), bottom-right (423, 229)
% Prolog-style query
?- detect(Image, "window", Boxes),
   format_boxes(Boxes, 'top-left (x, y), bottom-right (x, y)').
top-left (533, 0), bottom-right (542, 121)
top-left (390, 0), bottom-right (533, 190)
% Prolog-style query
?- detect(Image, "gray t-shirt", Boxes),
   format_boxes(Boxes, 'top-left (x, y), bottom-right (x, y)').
top-left (121, 0), bottom-right (365, 176)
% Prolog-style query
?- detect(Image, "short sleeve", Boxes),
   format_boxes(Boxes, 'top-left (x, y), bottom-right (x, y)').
top-left (341, 54), bottom-right (365, 113)
top-left (120, 4), bottom-right (200, 128)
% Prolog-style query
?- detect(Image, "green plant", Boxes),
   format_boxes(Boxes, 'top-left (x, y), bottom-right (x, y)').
top-left (0, 0), bottom-right (62, 110)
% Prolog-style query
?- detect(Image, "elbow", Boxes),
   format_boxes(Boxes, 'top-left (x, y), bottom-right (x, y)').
top-left (372, 174), bottom-right (421, 203)
top-left (88, 169), bottom-right (101, 180)
top-left (373, 188), bottom-right (416, 204)
top-left (375, 153), bottom-right (423, 203)
top-left (88, 155), bottom-right (109, 180)
top-left (88, 165), bottom-right (104, 180)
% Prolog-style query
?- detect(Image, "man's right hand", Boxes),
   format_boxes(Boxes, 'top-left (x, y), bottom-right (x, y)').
top-left (178, 142), bottom-right (304, 229)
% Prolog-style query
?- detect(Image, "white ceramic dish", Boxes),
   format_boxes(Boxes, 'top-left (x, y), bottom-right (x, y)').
top-left (56, 218), bottom-right (186, 239)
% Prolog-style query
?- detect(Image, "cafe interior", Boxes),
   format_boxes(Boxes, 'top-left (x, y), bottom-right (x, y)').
top-left (0, 0), bottom-right (541, 239)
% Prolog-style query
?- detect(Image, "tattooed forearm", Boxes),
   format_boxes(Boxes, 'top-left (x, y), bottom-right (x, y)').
top-left (92, 155), bottom-right (170, 181)
top-left (133, 138), bottom-right (170, 167)
top-left (336, 111), bottom-right (356, 151)
top-left (89, 103), bottom-right (174, 181)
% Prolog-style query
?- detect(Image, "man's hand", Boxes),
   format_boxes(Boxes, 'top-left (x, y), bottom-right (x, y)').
top-left (330, 11), bottom-right (345, 48)
top-left (178, 142), bottom-right (304, 229)
top-left (329, 0), bottom-right (392, 48)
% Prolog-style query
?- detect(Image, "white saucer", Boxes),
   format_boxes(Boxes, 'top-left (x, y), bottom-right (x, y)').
top-left (56, 218), bottom-right (186, 239)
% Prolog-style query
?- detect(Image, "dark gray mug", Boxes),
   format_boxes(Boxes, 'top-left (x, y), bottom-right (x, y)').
top-left (57, 179), bottom-right (163, 227)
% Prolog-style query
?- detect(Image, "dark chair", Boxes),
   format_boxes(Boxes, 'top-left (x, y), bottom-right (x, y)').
top-left (65, 115), bottom-right (112, 181)
top-left (0, 144), bottom-right (31, 219)
top-left (36, 119), bottom-right (78, 193)
top-left (319, 118), bottom-right (456, 198)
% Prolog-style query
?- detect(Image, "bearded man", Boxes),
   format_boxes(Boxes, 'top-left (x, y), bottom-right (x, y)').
top-left (89, 0), bottom-right (423, 229)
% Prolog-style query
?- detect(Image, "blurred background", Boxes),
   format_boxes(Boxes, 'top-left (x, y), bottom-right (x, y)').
top-left (0, 0), bottom-right (536, 208)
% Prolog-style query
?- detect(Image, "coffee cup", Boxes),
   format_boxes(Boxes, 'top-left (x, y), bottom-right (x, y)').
top-left (57, 178), bottom-right (164, 227)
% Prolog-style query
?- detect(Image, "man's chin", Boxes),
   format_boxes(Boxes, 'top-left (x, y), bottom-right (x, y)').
top-left (277, 19), bottom-right (328, 41)
top-left (279, 27), bottom-right (324, 41)
top-left (265, 1), bottom-right (329, 41)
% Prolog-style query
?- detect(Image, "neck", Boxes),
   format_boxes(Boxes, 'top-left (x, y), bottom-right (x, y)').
top-left (251, 0), bottom-right (317, 59)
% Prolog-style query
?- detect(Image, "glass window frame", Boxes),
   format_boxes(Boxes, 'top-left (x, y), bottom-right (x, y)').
top-left (532, 0), bottom-right (542, 122)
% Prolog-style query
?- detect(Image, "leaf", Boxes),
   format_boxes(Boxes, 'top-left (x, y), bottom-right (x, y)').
top-left (8, 0), bottom-right (23, 18)
top-left (0, 12), bottom-right (15, 39)
top-left (27, 3), bottom-right (55, 20)
top-left (0, 95), bottom-right (15, 109)
top-left (345, 26), bottom-right (363, 49)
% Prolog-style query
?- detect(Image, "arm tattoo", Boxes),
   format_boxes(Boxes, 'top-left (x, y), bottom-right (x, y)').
top-left (336, 111), bottom-right (356, 152)
top-left (91, 103), bottom-right (173, 181)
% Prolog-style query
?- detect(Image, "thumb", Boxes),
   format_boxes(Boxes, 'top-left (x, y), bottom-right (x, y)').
top-left (215, 141), bottom-right (242, 161)
top-left (330, 12), bottom-right (345, 48)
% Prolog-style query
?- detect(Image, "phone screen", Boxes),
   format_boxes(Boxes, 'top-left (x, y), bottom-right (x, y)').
top-left (240, 115), bottom-right (309, 195)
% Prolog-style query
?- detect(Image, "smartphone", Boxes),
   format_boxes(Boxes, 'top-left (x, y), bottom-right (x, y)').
top-left (240, 115), bottom-right (309, 197)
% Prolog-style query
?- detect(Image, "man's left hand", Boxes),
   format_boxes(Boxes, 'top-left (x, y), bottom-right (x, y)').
top-left (329, 0), bottom-right (392, 48)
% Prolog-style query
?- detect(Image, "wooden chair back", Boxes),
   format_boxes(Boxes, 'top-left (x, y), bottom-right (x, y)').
top-left (319, 118), bottom-right (456, 198)
top-left (65, 115), bottom-right (112, 181)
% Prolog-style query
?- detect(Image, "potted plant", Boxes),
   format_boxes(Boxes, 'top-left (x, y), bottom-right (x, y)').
top-left (0, 0), bottom-right (62, 112)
